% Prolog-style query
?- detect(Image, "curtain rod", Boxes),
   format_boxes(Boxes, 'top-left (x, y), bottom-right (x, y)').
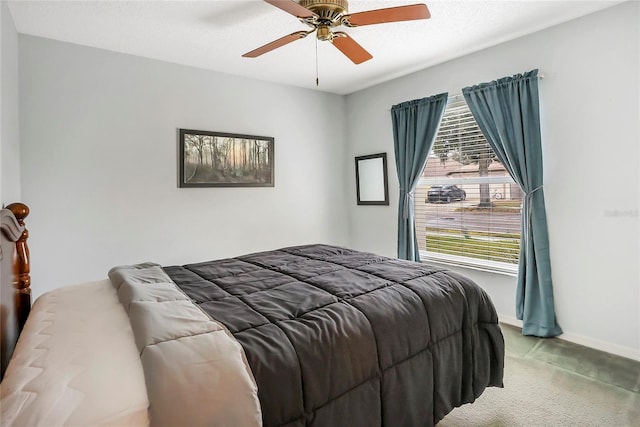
top-left (448, 74), bottom-right (545, 100)
top-left (390, 74), bottom-right (546, 108)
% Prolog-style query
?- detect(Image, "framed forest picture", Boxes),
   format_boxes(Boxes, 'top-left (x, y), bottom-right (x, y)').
top-left (179, 129), bottom-right (274, 187)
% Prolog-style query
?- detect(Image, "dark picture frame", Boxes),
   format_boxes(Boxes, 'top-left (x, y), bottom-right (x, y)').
top-left (179, 129), bottom-right (274, 187)
top-left (355, 152), bottom-right (389, 205)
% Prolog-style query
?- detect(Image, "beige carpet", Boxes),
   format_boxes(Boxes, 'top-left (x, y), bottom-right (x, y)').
top-left (438, 326), bottom-right (640, 427)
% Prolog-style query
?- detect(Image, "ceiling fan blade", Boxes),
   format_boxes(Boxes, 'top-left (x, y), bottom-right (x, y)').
top-left (331, 33), bottom-right (373, 64)
top-left (263, 0), bottom-right (316, 19)
top-left (243, 31), bottom-right (310, 58)
top-left (343, 4), bottom-right (430, 27)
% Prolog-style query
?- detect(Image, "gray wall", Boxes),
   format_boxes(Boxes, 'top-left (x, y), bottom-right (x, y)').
top-left (346, 2), bottom-right (639, 359)
top-left (1, 1), bottom-right (20, 205)
top-left (19, 36), bottom-right (349, 296)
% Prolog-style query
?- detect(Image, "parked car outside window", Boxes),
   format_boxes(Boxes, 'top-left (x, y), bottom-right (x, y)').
top-left (427, 184), bottom-right (466, 203)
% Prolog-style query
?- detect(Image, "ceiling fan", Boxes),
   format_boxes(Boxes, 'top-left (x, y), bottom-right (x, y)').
top-left (243, 0), bottom-right (430, 64)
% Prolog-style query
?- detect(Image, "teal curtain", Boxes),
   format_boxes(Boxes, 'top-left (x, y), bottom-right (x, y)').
top-left (462, 69), bottom-right (562, 337)
top-left (391, 93), bottom-right (448, 261)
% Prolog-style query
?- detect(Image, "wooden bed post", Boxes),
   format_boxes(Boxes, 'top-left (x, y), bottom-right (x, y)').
top-left (1, 202), bottom-right (31, 378)
top-left (6, 203), bottom-right (31, 331)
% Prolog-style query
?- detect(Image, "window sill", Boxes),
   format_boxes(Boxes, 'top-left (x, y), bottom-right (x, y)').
top-left (419, 251), bottom-right (519, 277)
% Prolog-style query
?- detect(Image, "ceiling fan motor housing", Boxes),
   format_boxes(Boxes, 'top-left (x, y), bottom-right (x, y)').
top-left (299, 0), bottom-right (349, 21)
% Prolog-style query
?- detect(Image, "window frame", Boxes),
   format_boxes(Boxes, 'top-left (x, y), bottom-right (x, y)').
top-left (416, 99), bottom-right (522, 275)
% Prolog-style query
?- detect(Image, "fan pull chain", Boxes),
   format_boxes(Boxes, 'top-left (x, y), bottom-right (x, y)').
top-left (315, 37), bottom-right (319, 87)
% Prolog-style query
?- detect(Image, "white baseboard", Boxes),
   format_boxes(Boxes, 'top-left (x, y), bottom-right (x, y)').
top-left (499, 315), bottom-right (640, 362)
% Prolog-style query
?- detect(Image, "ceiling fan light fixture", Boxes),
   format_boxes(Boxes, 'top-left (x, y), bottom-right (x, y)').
top-left (317, 25), bottom-right (334, 41)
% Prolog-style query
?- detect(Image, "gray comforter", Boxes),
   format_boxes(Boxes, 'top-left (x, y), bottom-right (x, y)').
top-left (163, 244), bottom-right (504, 427)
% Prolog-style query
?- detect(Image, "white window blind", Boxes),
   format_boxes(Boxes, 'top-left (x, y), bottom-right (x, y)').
top-left (415, 98), bottom-right (523, 273)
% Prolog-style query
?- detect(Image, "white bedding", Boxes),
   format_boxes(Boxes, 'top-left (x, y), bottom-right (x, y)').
top-left (1, 270), bottom-right (263, 427)
top-left (0, 280), bottom-right (150, 426)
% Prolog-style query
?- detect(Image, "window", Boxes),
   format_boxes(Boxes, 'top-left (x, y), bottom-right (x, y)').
top-left (414, 97), bottom-right (523, 273)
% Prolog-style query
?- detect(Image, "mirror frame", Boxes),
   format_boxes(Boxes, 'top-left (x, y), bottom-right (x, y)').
top-left (355, 152), bottom-right (389, 206)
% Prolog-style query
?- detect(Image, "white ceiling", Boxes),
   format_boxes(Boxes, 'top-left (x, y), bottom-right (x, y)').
top-left (7, 0), bottom-right (623, 95)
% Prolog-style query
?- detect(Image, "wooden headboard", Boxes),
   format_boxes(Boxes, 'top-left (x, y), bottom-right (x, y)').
top-left (0, 202), bottom-right (31, 379)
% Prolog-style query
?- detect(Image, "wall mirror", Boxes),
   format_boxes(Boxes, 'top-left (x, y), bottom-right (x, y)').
top-left (355, 153), bottom-right (389, 206)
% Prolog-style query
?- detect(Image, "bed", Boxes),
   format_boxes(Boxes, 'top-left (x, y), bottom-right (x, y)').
top-left (0, 203), bottom-right (504, 426)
